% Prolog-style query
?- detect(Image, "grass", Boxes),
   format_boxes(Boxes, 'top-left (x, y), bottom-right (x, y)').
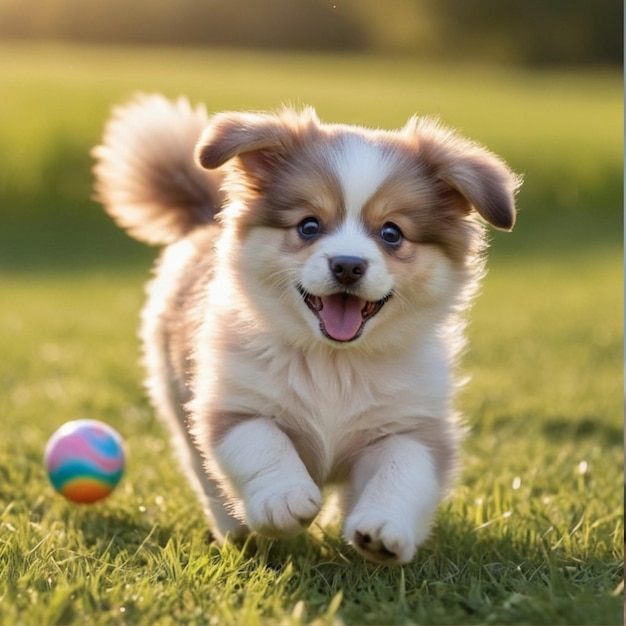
top-left (0, 42), bottom-right (623, 625)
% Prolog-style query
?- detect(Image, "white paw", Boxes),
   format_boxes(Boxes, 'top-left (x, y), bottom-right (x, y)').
top-left (344, 509), bottom-right (417, 564)
top-left (245, 481), bottom-right (323, 538)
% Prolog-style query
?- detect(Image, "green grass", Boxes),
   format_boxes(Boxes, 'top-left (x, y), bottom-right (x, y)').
top-left (0, 43), bottom-right (623, 625)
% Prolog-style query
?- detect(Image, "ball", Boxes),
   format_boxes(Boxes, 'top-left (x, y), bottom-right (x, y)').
top-left (44, 419), bottom-right (125, 503)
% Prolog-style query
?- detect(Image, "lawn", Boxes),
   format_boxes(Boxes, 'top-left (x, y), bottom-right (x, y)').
top-left (0, 43), bottom-right (622, 625)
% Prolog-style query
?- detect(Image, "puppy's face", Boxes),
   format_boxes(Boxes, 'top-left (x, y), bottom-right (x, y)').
top-left (197, 109), bottom-right (519, 350)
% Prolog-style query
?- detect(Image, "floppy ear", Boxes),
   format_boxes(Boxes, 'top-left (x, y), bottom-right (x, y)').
top-left (195, 107), bottom-right (320, 186)
top-left (404, 117), bottom-right (522, 231)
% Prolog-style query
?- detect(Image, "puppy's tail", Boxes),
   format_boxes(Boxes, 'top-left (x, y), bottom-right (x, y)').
top-left (92, 94), bottom-right (221, 245)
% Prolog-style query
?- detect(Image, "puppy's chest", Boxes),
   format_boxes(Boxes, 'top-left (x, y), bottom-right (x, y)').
top-left (269, 351), bottom-right (380, 420)
top-left (260, 351), bottom-right (425, 481)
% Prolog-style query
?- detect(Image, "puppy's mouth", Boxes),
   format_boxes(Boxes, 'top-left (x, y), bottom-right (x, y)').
top-left (297, 287), bottom-right (391, 343)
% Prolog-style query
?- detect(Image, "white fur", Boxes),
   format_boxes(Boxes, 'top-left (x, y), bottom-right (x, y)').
top-left (330, 133), bottom-right (397, 219)
top-left (213, 418), bottom-right (323, 537)
top-left (344, 436), bottom-right (440, 563)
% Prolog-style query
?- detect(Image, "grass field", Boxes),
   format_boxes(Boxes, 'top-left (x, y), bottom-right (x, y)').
top-left (0, 43), bottom-right (623, 625)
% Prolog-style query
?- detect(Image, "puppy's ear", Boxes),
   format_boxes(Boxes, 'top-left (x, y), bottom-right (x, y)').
top-left (404, 117), bottom-right (522, 231)
top-left (195, 108), bottom-right (319, 185)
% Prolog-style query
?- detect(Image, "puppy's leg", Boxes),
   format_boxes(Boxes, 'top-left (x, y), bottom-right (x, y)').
top-left (213, 417), bottom-right (323, 538)
top-left (343, 435), bottom-right (441, 564)
top-left (155, 401), bottom-right (249, 543)
top-left (201, 480), bottom-right (250, 545)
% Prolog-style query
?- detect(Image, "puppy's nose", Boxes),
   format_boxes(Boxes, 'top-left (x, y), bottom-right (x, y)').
top-left (329, 255), bottom-right (368, 285)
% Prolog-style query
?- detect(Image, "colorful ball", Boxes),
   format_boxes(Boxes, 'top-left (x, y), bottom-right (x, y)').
top-left (44, 419), bottom-right (125, 503)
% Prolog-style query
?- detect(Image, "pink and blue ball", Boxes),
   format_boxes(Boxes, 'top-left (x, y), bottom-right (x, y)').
top-left (45, 419), bottom-right (125, 503)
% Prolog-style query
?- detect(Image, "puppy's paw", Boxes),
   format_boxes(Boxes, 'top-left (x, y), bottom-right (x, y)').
top-left (344, 509), bottom-right (417, 564)
top-left (245, 481), bottom-right (323, 538)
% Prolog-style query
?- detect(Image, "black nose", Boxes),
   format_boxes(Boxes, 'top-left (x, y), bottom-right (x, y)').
top-left (329, 255), bottom-right (368, 285)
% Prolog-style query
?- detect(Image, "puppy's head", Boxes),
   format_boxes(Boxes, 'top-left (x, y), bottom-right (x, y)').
top-left (196, 108), bottom-right (520, 351)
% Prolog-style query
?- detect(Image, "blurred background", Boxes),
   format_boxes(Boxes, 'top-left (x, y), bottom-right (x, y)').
top-left (0, 0), bottom-right (622, 263)
top-left (0, 0), bottom-right (621, 65)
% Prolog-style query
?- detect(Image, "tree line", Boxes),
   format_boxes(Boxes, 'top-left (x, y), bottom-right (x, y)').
top-left (0, 0), bottom-right (621, 66)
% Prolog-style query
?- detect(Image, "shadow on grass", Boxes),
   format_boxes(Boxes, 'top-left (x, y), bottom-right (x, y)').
top-left (475, 413), bottom-right (623, 448)
top-left (0, 211), bottom-right (154, 276)
top-left (72, 507), bottom-right (178, 562)
top-left (487, 206), bottom-right (622, 263)
top-left (541, 417), bottom-right (623, 447)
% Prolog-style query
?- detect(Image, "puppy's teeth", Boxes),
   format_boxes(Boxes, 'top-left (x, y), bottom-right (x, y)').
top-left (309, 296), bottom-right (323, 311)
top-left (362, 301), bottom-right (376, 317)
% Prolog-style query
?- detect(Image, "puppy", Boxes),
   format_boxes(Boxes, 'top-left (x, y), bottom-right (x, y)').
top-left (92, 95), bottom-right (520, 563)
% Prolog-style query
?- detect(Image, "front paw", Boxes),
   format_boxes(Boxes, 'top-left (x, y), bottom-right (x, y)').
top-left (344, 509), bottom-right (417, 564)
top-left (245, 481), bottom-right (322, 538)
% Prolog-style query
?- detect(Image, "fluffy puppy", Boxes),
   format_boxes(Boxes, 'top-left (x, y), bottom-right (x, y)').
top-left (92, 95), bottom-right (520, 563)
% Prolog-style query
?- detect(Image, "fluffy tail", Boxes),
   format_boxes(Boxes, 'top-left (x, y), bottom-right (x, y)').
top-left (92, 94), bottom-right (222, 245)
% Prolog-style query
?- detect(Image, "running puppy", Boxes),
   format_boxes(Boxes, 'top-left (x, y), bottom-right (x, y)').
top-left (93, 96), bottom-right (520, 563)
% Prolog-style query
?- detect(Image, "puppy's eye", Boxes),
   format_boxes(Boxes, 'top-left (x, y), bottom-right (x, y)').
top-left (297, 217), bottom-right (321, 240)
top-left (380, 222), bottom-right (403, 246)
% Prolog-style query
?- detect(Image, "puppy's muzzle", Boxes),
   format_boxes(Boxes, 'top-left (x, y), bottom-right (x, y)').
top-left (298, 252), bottom-right (390, 343)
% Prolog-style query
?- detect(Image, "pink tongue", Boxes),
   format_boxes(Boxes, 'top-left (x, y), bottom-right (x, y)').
top-left (318, 294), bottom-right (364, 341)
